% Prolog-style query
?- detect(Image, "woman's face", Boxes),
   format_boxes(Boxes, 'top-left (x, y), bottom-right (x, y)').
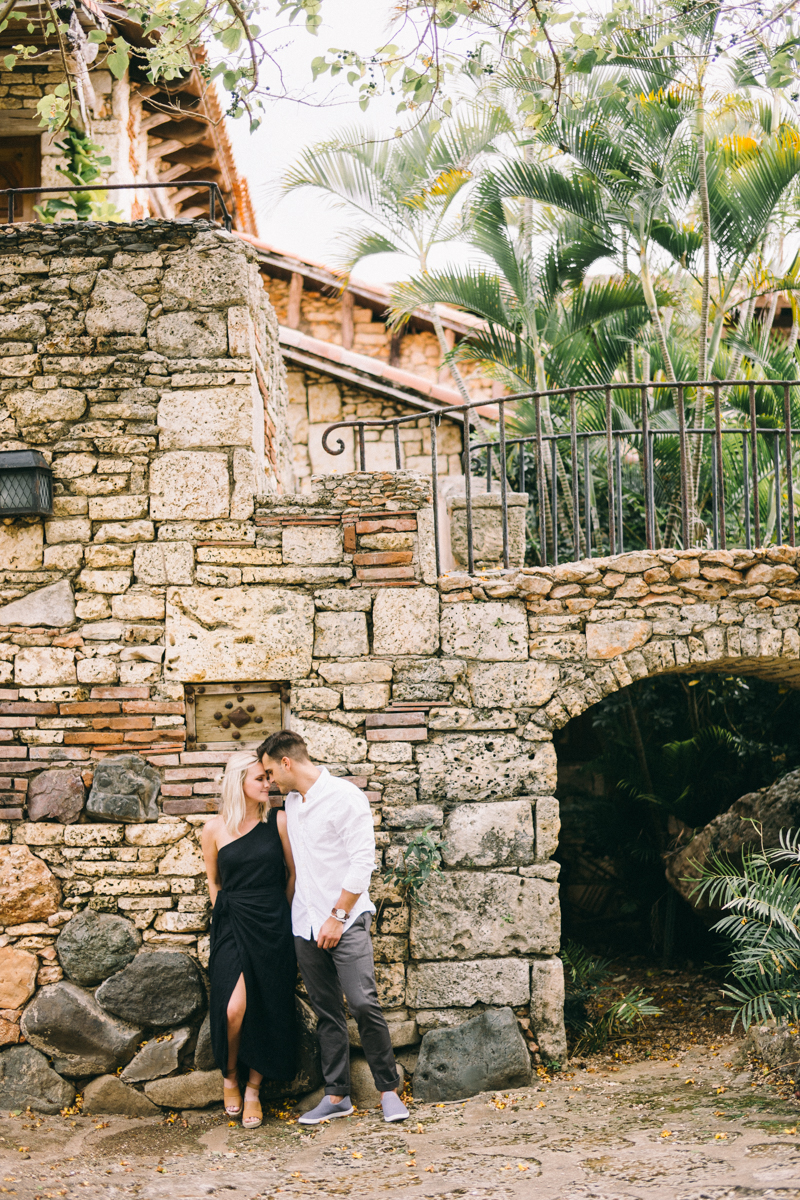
top-left (242, 761), bottom-right (271, 804)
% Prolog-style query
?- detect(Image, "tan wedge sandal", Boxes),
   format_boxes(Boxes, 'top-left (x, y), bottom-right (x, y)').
top-left (242, 1087), bottom-right (262, 1129)
top-left (224, 1078), bottom-right (243, 1117)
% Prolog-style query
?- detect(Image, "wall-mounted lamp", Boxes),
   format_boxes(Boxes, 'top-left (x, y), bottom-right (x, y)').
top-left (0, 450), bottom-right (53, 517)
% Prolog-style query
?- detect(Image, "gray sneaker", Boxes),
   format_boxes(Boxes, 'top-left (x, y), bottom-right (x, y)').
top-left (298, 1095), bottom-right (354, 1125)
top-left (381, 1092), bottom-right (409, 1123)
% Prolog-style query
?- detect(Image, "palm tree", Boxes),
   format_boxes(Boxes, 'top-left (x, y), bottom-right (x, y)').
top-left (281, 109), bottom-right (511, 406)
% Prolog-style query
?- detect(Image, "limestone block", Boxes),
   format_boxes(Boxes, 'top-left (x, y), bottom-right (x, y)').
top-left (162, 249), bottom-right (250, 309)
top-left (282, 525), bottom-right (343, 565)
top-left (133, 541), bottom-right (193, 586)
top-left (228, 306), bottom-right (253, 357)
top-left (441, 601), bottom-right (528, 661)
top-left (125, 822), bottom-right (189, 846)
top-left (165, 586), bottom-right (314, 682)
top-left (307, 382), bottom-right (341, 424)
top-left (93, 521), bottom-right (154, 544)
top-left (441, 800), bottom-right (534, 867)
top-left (382, 805), bottom-right (443, 829)
top-left (86, 756), bottom-right (161, 823)
top-left (157, 386), bottom-right (255, 450)
top-left (291, 718), bottom-right (367, 764)
top-left (293, 686), bottom-right (341, 711)
top-left (52, 452), bottom-right (98, 479)
top-left (0, 580), bottom-right (74, 628)
top-left (406, 959), bottom-right (530, 1008)
top-left (467, 661), bottom-right (559, 708)
top-left (368, 742), bottom-right (413, 763)
top-left (78, 569), bottom-right (131, 595)
top-left (417, 735), bottom-right (557, 802)
top-left (111, 589), bottom-right (165, 621)
top-left (530, 957), bottom-right (567, 1062)
top-left (21, 980), bottom-right (143, 1075)
top-left (314, 589), bottom-right (373, 611)
top-left (0, 946), bottom-right (38, 1008)
top-left (158, 837), bottom-right (205, 876)
top-left (43, 544), bottom-right (83, 571)
top-left (45, 517), bottom-right (91, 544)
top-left (231, 448), bottom-right (259, 521)
top-left (6, 387), bottom-right (86, 425)
top-left (375, 963), bottom-right (406, 1008)
top-left (150, 452), bottom-right (230, 520)
top-left (82, 1074), bottom-right (159, 1116)
top-left (372, 588), bottom-right (439, 656)
top-left (535, 796), bottom-right (560, 862)
top-left (27, 769), bottom-right (84, 824)
top-left (147, 311), bottom-right (227, 357)
top-left (314, 611), bottom-right (368, 658)
top-left (410, 872), bottom-right (559, 960)
top-left (86, 545), bottom-right (134, 569)
top-left (89, 496), bottom-right (150, 520)
top-left (15, 648), bottom-right (76, 686)
top-left (586, 620), bottom-right (651, 660)
top-left (308, 422), bottom-right (354, 474)
top-left (0, 312), bottom-right (46, 340)
top-left (343, 683), bottom-right (390, 710)
top-left (0, 524), bottom-right (42, 570)
top-left (85, 271), bottom-right (148, 336)
top-left (414, 1007), bottom-right (531, 1101)
top-left (317, 661), bottom-right (392, 684)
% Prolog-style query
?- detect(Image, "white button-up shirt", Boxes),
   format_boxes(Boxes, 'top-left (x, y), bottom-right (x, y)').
top-left (285, 767), bottom-right (377, 940)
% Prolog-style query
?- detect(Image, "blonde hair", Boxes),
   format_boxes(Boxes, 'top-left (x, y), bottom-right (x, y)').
top-left (219, 750), bottom-right (271, 836)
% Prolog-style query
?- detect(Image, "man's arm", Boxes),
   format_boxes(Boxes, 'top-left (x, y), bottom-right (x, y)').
top-left (316, 790), bottom-right (376, 950)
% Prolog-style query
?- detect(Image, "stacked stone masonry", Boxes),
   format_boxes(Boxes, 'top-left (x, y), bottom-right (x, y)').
top-left (5, 223), bottom-right (800, 1109)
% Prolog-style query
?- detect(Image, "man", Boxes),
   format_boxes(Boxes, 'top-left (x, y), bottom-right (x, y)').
top-left (258, 729), bottom-right (408, 1125)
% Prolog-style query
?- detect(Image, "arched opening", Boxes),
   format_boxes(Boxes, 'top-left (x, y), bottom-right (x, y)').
top-left (553, 662), bottom-right (800, 1059)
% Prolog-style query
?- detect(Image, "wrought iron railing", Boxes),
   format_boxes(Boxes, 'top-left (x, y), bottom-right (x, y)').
top-left (0, 181), bottom-right (233, 230)
top-left (321, 378), bottom-right (800, 576)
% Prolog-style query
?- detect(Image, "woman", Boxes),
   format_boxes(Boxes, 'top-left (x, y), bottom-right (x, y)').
top-left (201, 750), bottom-right (297, 1128)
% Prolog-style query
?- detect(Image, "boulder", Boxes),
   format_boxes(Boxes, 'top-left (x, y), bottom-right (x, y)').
top-left (348, 1053), bottom-right (405, 1109)
top-left (121, 1027), bottom-right (190, 1082)
top-left (86, 755), bottom-right (160, 823)
top-left (83, 1074), bottom-right (159, 1117)
top-left (0, 1045), bottom-right (75, 1114)
top-left (56, 908), bottom-right (141, 986)
top-left (27, 769), bottom-right (85, 824)
top-left (20, 981), bottom-right (142, 1076)
top-left (144, 1069), bottom-right (223, 1109)
top-left (0, 844), bottom-right (61, 925)
top-left (0, 947), bottom-right (39, 1009)
top-left (744, 1023), bottom-right (800, 1077)
top-left (665, 769), bottom-right (800, 917)
top-left (413, 1007), bottom-right (531, 1101)
top-left (261, 996), bottom-right (323, 1100)
top-left (96, 950), bottom-right (205, 1027)
top-left (194, 1012), bottom-right (215, 1071)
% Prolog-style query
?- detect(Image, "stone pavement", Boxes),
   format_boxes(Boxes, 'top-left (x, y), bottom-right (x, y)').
top-left (0, 1031), bottom-right (797, 1200)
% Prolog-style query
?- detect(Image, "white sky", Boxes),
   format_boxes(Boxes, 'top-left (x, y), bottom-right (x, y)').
top-left (225, 0), bottom-right (474, 284)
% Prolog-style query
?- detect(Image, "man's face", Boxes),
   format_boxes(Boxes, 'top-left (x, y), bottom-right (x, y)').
top-left (261, 754), bottom-right (297, 795)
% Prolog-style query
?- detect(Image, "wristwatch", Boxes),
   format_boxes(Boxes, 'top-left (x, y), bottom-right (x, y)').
top-left (331, 907), bottom-right (350, 923)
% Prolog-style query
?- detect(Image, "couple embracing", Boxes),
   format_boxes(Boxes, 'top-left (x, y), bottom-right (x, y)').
top-left (201, 730), bottom-right (409, 1129)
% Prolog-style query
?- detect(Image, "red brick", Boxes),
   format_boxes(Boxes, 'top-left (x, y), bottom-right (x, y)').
top-left (144, 754), bottom-right (181, 766)
top-left (363, 792), bottom-right (381, 803)
top-left (29, 748), bottom-right (88, 760)
top-left (355, 566), bottom-right (415, 581)
top-left (0, 763), bottom-right (37, 773)
top-left (164, 768), bottom-right (222, 781)
top-left (343, 525), bottom-right (357, 552)
top-left (0, 732), bottom-right (13, 741)
top-left (180, 751), bottom-right (236, 765)
top-left (162, 798), bottom-right (218, 815)
top-left (192, 782), bottom-right (221, 795)
top-left (342, 776), bottom-right (369, 788)
top-left (122, 701), bottom-right (185, 715)
top-left (0, 690), bottom-right (19, 701)
top-left (355, 519), bottom-right (416, 534)
top-left (365, 728), bottom-right (427, 742)
top-left (365, 713), bottom-right (427, 728)
top-left (0, 717), bottom-right (36, 729)
top-left (0, 748), bottom-right (28, 760)
top-left (123, 729), bottom-right (185, 743)
top-left (353, 551), bottom-right (413, 567)
top-left (365, 580), bottom-right (420, 588)
top-left (90, 686), bottom-right (149, 700)
top-left (52, 634), bottom-right (83, 648)
top-left (13, 779), bottom-right (27, 792)
top-left (64, 732), bottom-right (119, 745)
top-left (161, 784), bottom-right (193, 797)
top-left (61, 702), bottom-right (120, 715)
top-left (91, 716), bottom-right (153, 731)
top-left (0, 808), bottom-right (23, 821)
top-left (0, 703), bottom-right (58, 715)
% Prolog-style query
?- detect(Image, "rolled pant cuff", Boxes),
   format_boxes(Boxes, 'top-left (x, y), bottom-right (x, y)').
top-left (373, 1074), bottom-right (400, 1093)
top-left (324, 1086), bottom-right (350, 1096)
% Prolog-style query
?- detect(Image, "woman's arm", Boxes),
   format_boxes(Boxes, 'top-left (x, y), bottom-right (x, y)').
top-left (201, 818), bottom-right (222, 908)
top-left (276, 811), bottom-right (296, 906)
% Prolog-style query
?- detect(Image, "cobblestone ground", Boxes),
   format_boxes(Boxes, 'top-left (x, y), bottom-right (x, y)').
top-left (1, 969), bottom-right (798, 1200)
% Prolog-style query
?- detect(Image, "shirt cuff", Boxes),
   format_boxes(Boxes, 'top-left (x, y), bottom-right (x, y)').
top-left (342, 867), bottom-right (373, 895)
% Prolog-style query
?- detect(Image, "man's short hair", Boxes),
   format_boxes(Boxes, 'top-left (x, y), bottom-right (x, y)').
top-left (258, 730), bottom-right (311, 763)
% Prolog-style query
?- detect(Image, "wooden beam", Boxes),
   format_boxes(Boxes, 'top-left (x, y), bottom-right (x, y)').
top-left (389, 329), bottom-right (404, 366)
top-left (140, 111), bottom-right (173, 133)
top-left (287, 272), bottom-right (303, 329)
top-left (341, 290), bottom-right (354, 350)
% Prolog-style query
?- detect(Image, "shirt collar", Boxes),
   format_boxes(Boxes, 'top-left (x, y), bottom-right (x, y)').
top-left (297, 766), bottom-right (328, 805)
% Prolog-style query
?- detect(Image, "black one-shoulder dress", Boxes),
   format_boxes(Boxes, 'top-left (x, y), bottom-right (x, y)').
top-left (209, 817), bottom-right (297, 1080)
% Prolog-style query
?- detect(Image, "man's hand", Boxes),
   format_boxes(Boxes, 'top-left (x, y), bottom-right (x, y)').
top-left (317, 916), bottom-right (345, 950)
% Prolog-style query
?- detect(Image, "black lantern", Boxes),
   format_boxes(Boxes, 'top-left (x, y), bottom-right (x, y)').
top-left (0, 450), bottom-right (53, 516)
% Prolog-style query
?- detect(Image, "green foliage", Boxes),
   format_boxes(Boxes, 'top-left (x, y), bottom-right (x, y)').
top-left (692, 828), bottom-right (800, 1030)
top-left (34, 130), bottom-right (122, 224)
top-left (383, 826), bottom-right (441, 907)
top-left (562, 940), bottom-right (661, 1053)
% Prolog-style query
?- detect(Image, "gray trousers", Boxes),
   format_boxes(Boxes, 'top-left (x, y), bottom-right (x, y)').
top-left (294, 914), bottom-right (399, 1096)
